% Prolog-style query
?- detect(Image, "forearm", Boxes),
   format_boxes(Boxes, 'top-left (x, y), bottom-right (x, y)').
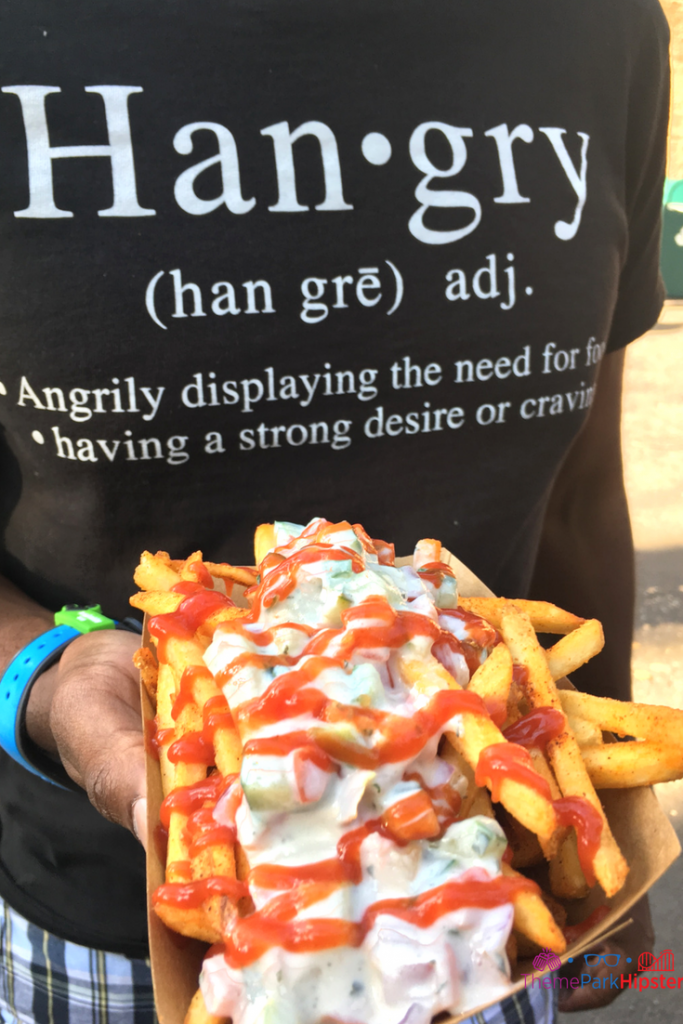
top-left (0, 574), bottom-right (54, 668)
top-left (528, 350), bottom-right (634, 701)
top-left (0, 571), bottom-right (145, 831)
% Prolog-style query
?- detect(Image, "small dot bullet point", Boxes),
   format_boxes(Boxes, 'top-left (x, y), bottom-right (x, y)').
top-left (525, 286), bottom-right (534, 295)
top-left (31, 430), bottom-right (45, 444)
top-left (361, 132), bottom-right (392, 165)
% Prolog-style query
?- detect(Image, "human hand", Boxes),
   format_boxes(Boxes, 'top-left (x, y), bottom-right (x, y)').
top-left (557, 909), bottom-right (654, 1011)
top-left (26, 629), bottom-right (148, 847)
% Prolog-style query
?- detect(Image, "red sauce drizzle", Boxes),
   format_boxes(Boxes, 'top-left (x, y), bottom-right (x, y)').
top-left (417, 561), bottom-right (456, 588)
top-left (554, 796), bottom-right (603, 887)
top-left (153, 876), bottom-right (249, 909)
top-left (171, 665), bottom-right (214, 720)
top-left (503, 707), bottom-right (566, 751)
top-left (150, 526), bottom-right (567, 965)
top-left (188, 560), bottom-right (214, 589)
top-left (160, 773), bottom-right (234, 829)
top-left (220, 869), bottom-right (538, 968)
top-left (149, 590), bottom-right (236, 660)
top-left (475, 743), bottom-right (553, 802)
top-left (512, 664), bottom-right (529, 687)
top-left (253, 545), bottom-right (364, 614)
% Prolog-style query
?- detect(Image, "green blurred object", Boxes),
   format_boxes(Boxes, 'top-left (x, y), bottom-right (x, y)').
top-left (661, 179), bottom-right (683, 298)
top-left (54, 604), bottom-right (116, 633)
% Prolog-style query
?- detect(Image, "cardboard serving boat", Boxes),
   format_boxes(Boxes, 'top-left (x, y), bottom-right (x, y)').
top-left (142, 549), bottom-right (681, 1024)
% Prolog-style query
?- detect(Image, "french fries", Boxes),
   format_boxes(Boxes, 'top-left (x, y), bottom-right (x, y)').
top-left (458, 596), bottom-right (585, 634)
top-left (133, 525), bottom-right (683, 1024)
top-left (499, 604), bottom-right (628, 898)
top-left (397, 653), bottom-right (560, 856)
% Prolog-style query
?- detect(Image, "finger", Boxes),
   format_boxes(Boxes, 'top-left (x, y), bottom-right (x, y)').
top-left (132, 796), bottom-right (148, 851)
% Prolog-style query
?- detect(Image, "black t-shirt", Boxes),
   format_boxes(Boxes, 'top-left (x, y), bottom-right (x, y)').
top-left (0, 0), bottom-right (668, 955)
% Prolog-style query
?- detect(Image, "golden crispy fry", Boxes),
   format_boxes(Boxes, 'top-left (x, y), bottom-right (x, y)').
top-left (581, 742), bottom-right (683, 788)
top-left (545, 619), bottom-right (604, 680)
top-left (156, 642), bottom-right (214, 796)
top-left (414, 538), bottom-right (442, 568)
top-left (566, 714), bottom-right (603, 748)
top-left (153, 901), bottom-right (221, 945)
top-left (398, 654), bottom-right (559, 853)
top-left (523, 744), bottom-right (567, 860)
top-left (156, 662), bottom-right (180, 798)
top-left (559, 690), bottom-right (683, 743)
top-left (467, 642), bottom-right (512, 723)
top-left (130, 590), bottom-right (183, 615)
top-left (198, 605), bottom-right (250, 640)
top-left (192, 841), bottom-right (237, 935)
top-left (459, 596), bottom-right (585, 634)
top-left (134, 550), bottom-right (181, 592)
top-left (214, 723), bottom-right (243, 776)
top-left (163, 631), bottom-right (210, 676)
top-left (179, 550), bottom-right (206, 579)
top-left (204, 562), bottom-right (258, 587)
top-left (549, 832), bottom-right (590, 900)
top-left (133, 646), bottom-right (158, 704)
top-left (501, 863), bottom-right (566, 954)
top-left (254, 523), bottom-right (276, 565)
top-left (184, 987), bottom-right (227, 1024)
top-left (500, 604), bottom-right (628, 898)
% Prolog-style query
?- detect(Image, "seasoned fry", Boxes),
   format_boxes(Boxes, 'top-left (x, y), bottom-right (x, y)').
top-left (398, 653), bottom-right (559, 852)
top-left (134, 550), bottom-right (181, 592)
top-left (566, 714), bottom-right (603, 748)
top-left (549, 832), bottom-right (590, 900)
top-left (559, 689), bottom-right (683, 744)
top-left (130, 590), bottom-right (184, 615)
top-left (582, 741), bottom-right (683, 788)
top-left (467, 642), bottom-right (512, 725)
top-left (499, 604), bottom-right (628, 898)
top-left (204, 562), bottom-right (258, 587)
top-left (458, 596), bottom-right (585, 634)
top-left (133, 646), bottom-right (158, 704)
top-left (253, 522), bottom-right (276, 565)
top-left (153, 902), bottom-right (221, 945)
top-left (413, 538), bottom-right (441, 568)
top-left (545, 619), bottom-right (604, 680)
top-left (501, 863), bottom-right (566, 954)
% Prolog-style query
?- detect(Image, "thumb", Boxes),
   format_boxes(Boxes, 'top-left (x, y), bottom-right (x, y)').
top-left (132, 796), bottom-right (149, 851)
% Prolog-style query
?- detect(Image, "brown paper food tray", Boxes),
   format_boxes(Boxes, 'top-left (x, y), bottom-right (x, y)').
top-left (142, 549), bottom-right (681, 1024)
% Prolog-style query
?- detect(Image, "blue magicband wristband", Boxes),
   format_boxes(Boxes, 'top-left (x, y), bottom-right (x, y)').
top-left (0, 605), bottom-right (132, 788)
top-left (0, 626), bottom-right (80, 787)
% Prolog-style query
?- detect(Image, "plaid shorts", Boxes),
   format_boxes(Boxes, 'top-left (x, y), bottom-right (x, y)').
top-left (0, 901), bottom-right (155, 1024)
top-left (0, 899), bottom-right (553, 1024)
